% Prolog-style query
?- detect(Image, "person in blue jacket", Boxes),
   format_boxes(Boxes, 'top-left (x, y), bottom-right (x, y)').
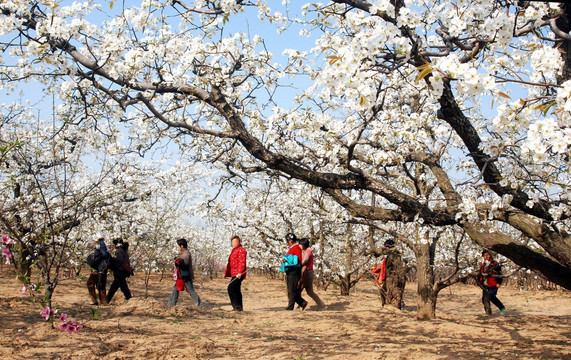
top-left (283, 233), bottom-right (307, 311)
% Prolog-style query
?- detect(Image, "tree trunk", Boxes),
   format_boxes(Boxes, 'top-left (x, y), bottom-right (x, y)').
top-left (45, 280), bottom-right (55, 310)
top-left (556, 3), bottom-right (571, 83)
top-left (340, 223), bottom-right (354, 296)
top-left (414, 242), bottom-right (437, 320)
top-left (340, 275), bottom-right (351, 296)
top-left (317, 223), bottom-right (325, 285)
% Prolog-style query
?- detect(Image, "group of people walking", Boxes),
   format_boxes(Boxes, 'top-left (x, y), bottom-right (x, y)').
top-left (283, 233), bottom-right (327, 311)
top-left (86, 237), bottom-right (133, 306)
top-left (167, 233), bottom-right (325, 312)
top-left (88, 234), bottom-right (504, 316)
top-left (86, 232), bottom-right (327, 312)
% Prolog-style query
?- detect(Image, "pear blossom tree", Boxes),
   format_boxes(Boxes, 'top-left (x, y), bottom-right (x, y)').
top-left (213, 178), bottom-right (377, 295)
top-left (0, 106), bottom-right (119, 306)
top-left (0, 0), bottom-right (570, 299)
top-left (0, 103), bottom-right (200, 308)
top-left (209, 181), bottom-right (322, 274)
top-left (90, 160), bottom-right (210, 297)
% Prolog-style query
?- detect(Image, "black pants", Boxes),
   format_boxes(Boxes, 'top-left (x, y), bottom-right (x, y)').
top-left (228, 277), bottom-right (244, 311)
top-left (107, 275), bottom-right (132, 303)
top-left (285, 268), bottom-right (306, 310)
top-left (483, 285), bottom-right (504, 310)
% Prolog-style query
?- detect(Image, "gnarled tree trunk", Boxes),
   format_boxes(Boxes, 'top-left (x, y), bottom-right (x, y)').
top-left (414, 241), bottom-right (438, 320)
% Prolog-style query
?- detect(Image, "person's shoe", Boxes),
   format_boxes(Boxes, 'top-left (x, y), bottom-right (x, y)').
top-left (500, 307), bottom-right (506, 314)
top-left (301, 301), bottom-right (308, 311)
top-left (319, 305), bottom-right (328, 311)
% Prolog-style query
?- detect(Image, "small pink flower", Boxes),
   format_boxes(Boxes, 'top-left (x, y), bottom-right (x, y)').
top-left (74, 324), bottom-right (83, 333)
top-left (59, 322), bottom-right (69, 332)
top-left (1, 234), bottom-right (13, 245)
top-left (40, 307), bottom-right (51, 321)
top-left (22, 284), bottom-right (37, 294)
top-left (60, 313), bottom-right (68, 322)
top-left (2, 246), bottom-right (12, 264)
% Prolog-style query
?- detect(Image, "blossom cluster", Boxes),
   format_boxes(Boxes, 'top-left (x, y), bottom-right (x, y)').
top-left (40, 307), bottom-right (83, 334)
top-left (58, 313), bottom-right (83, 334)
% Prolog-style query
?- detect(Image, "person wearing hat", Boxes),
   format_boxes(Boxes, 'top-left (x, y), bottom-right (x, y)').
top-left (478, 250), bottom-right (505, 315)
top-left (283, 233), bottom-right (308, 311)
top-left (106, 238), bottom-right (133, 304)
top-left (86, 237), bottom-right (109, 305)
top-left (168, 238), bottom-right (203, 307)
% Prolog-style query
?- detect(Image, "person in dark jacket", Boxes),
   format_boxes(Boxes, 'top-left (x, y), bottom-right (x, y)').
top-left (86, 237), bottom-right (109, 305)
top-left (168, 238), bottom-right (203, 307)
top-left (478, 249), bottom-right (506, 315)
top-left (106, 239), bottom-right (133, 304)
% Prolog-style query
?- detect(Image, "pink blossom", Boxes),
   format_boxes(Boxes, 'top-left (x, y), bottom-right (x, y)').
top-left (40, 307), bottom-right (51, 320)
top-left (22, 284), bottom-right (37, 294)
top-left (59, 322), bottom-right (69, 332)
top-left (2, 246), bottom-right (12, 264)
top-left (74, 324), bottom-right (83, 333)
top-left (39, 306), bottom-right (58, 320)
top-left (1, 234), bottom-right (13, 245)
top-left (57, 312), bottom-right (83, 334)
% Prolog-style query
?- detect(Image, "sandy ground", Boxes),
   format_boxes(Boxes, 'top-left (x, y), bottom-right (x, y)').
top-left (0, 270), bottom-right (570, 360)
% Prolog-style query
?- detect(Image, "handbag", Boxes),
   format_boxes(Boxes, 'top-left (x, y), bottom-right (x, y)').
top-left (279, 254), bottom-right (301, 272)
top-left (173, 267), bottom-right (185, 291)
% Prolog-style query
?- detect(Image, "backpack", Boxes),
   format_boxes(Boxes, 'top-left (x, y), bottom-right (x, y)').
top-left (86, 250), bottom-right (110, 272)
top-left (86, 251), bottom-right (102, 269)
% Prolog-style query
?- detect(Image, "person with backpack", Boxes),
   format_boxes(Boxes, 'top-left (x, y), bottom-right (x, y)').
top-left (106, 239), bottom-right (133, 304)
top-left (478, 249), bottom-right (506, 315)
top-left (283, 233), bottom-right (307, 311)
top-left (86, 237), bottom-right (109, 305)
top-left (168, 238), bottom-right (203, 307)
top-left (299, 238), bottom-right (327, 310)
top-left (224, 235), bottom-right (247, 311)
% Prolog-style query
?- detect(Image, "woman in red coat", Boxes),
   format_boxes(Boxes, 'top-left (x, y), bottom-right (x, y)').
top-left (283, 233), bottom-right (307, 311)
top-left (224, 235), bottom-right (247, 311)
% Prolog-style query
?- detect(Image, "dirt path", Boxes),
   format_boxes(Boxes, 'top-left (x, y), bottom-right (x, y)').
top-left (0, 271), bottom-right (569, 360)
